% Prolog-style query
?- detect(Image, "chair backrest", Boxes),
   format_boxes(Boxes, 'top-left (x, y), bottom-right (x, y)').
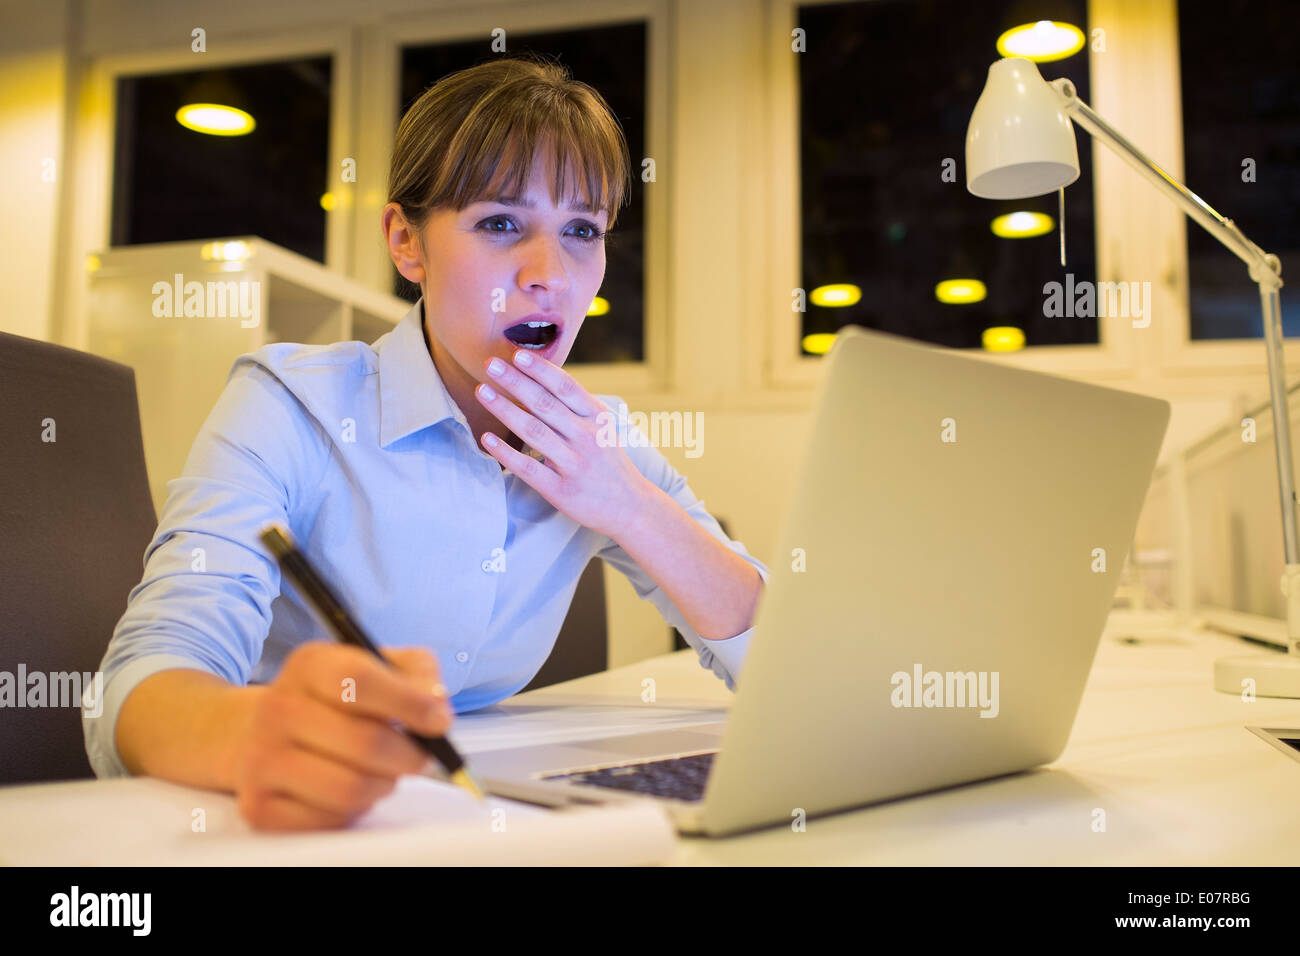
top-left (520, 557), bottom-right (607, 692)
top-left (0, 331), bottom-right (158, 784)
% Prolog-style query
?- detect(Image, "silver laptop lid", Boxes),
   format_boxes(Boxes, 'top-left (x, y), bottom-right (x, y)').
top-left (701, 326), bottom-right (1170, 835)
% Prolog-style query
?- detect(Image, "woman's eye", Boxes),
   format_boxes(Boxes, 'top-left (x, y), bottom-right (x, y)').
top-left (477, 214), bottom-right (605, 243)
top-left (478, 215), bottom-right (517, 235)
top-left (569, 222), bottom-right (607, 243)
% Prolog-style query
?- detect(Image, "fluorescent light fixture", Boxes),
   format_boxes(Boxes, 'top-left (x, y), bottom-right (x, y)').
top-left (935, 279), bottom-right (987, 304)
top-left (996, 20), bottom-right (1085, 62)
top-left (176, 103), bottom-right (256, 136)
top-left (982, 326), bottom-right (1026, 351)
top-left (801, 333), bottom-right (837, 354)
top-left (200, 240), bottom-right (252, 262)
top-left (991, 211), bottom-right (1054, 238)
top-left (809, 284), bottom-right (862, 307)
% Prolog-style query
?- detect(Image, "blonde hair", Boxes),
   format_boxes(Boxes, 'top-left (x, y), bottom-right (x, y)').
top-left (387, 54), bottom-right (632, 243)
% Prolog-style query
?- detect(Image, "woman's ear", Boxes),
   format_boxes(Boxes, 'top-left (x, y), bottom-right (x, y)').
top-left (382, 203), bottom-right (426, 284)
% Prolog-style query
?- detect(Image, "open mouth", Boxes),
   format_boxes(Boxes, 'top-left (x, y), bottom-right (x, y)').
top-left (503, 320), bottom-right (560, 350)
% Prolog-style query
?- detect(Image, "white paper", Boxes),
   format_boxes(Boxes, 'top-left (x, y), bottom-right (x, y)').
top-left (0, 773), bottom-right (677, 866)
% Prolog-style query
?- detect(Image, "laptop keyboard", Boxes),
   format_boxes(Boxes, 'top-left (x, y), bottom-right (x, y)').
top-left (539, 751), bottom-right (717, 802)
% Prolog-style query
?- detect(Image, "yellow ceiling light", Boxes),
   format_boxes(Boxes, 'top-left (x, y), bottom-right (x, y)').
top-left (587, 296), bottom-right (610, 316)
top-left (175, 103), bottom-right (256, 136)
top-left (200, 240), bottom-right (252, 262)
top-left (85, 254), bottom-right (101, 273)
top-left (935, 279), bottom-right (987, 304)
top-left (991, 210), bottom-right (1054, 238)
top-left (809, 283), bottom-right (862, 307)
top-left (320, 192), bottom-right (336, 212)
top-left (982, 326), bottom-right (1026, 351)
top-left (996, 20), bottom-right (1086, 62)
top-left (802, 333), bottom-right (838, 355)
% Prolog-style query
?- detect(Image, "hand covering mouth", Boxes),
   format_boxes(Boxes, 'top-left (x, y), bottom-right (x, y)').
top-left (503, 320), bottom-right (559, 349)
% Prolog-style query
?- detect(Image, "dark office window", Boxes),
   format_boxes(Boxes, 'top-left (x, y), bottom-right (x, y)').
top-left (111, 58), bottom-right (332, 263)
top-left (399, 23), bottom-right (646, 364)
top-left (797, 0), bottom-right (1097, 352)
top-left (1178, 0), bottom-right (1300, 340)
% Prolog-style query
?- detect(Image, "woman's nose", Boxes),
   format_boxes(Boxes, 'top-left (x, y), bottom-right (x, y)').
top-left (517, 234), bottom-right (570, 295)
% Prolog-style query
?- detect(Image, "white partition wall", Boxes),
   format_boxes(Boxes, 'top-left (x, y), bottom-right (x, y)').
top-left (1135, 380), bottom-right (1300, 648)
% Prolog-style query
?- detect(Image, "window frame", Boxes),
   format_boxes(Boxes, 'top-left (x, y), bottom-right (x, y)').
top-left (767, 0), bottom-right (1136, 389)
top-left (68, 26), bottom-right (354, 351)
top-left (766, 0), bottom-right (1300, 391)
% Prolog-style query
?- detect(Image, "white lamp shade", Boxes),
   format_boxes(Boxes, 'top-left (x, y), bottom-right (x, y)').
top-left (966, 57), bottom-right (1080, 199)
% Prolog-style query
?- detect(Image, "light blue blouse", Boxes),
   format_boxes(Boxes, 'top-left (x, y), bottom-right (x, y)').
top-left (84, 299), bottom-right (768, 778)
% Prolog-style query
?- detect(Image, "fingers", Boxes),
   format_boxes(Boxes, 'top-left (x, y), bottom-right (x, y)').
top-left (278, 642), bottom-right (450, 737)
top-left (482, 350), bottom-right (595, 430)
top-left (237, 791), bottom-right (355, 831)
top-left (382, 646), bottom-right (446, 697)
top-left (237, 744), bottom-right (400, 829)
top-left (276, 691), bottom-right (433, 779)
top-left (475, 378), bottom-right (577, 472)
top-left (235, 643), bottom-right (458, 831)
top-left (477, 429), bottom-right (562, 500)
top-left (507, 349), bottom-right (599, 417)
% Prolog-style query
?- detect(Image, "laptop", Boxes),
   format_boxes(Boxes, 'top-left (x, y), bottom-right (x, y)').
top-left (470, 325), bottom-right (1171, 836)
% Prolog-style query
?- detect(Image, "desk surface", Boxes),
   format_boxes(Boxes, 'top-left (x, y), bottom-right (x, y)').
top-left (4, 615), bottom-right (1299, 865)
top-left (478, 614), bottom-right (1300, 865)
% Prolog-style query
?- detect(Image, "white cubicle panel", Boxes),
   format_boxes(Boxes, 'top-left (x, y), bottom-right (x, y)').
top-left (1136, 379), bottom-right (1300, 645)
top-left (85, 237), bottom-right (410, 514)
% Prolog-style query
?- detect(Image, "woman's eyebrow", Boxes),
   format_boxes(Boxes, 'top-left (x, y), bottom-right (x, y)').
top-left (481, 195), bottom-right (600, 214)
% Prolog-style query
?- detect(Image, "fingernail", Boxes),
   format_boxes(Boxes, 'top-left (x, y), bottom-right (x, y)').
top-left (487, 358), bottom-right (506, 376)
top-left (430, 682), bottom-right (448, 699)
top-left (478, 383), bottom-right (496, 401)
top-left (513, 350), bottom-right (533, 366)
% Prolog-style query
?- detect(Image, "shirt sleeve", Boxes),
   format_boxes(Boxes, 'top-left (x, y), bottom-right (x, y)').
top-left (82, 357), bottom-right (331, 779)
top-left (592, 402), bottom-right (768, 692)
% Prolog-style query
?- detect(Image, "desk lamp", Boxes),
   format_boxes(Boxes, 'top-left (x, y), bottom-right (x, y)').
top-left (964, 56), bottom-right (1298, 697)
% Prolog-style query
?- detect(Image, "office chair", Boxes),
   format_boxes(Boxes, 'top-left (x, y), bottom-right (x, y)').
top-left (0, 330), bottom-right (158, 784)
top-left (520, 558), bottom-right (608, 692)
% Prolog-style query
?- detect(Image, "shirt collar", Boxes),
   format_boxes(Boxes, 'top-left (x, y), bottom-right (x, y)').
top-left (377, 298), bottom-right (467, 448)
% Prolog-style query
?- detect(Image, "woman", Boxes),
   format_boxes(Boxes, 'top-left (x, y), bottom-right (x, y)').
top-left (88, 54), bottom-right (768, 830)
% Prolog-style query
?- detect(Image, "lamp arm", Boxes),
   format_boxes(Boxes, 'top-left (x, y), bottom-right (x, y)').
top-left (1048, 78), bottom-right (1281, 289)
top-left (1047, 78), bottom-right (1300, 661)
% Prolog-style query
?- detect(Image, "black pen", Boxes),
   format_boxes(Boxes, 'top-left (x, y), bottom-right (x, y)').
top-left (259, 522), bottom-right (486, 802)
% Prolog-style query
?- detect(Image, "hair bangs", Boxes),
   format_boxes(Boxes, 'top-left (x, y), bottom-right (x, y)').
top-left (444, 86), bottom-right (625, 223)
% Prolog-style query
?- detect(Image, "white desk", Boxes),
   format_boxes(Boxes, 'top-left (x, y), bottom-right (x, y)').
top-left (459, 615), bottom-right (1300, 864)
top-left (3, 615), bottom-right (1298, 865)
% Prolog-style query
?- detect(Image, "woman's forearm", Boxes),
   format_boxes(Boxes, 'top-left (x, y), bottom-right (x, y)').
top-left (115, 668), bottom-right (264, 792)
top-left (610, 484), bottom-right (764, 640)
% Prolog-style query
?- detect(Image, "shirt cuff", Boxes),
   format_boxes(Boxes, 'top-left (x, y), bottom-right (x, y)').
top-left (82, 653), bottom-right (221, 779)
top-left (692, 625), bottom-right (757, 692)
top-left (683, 562), bottom-right (768, 692)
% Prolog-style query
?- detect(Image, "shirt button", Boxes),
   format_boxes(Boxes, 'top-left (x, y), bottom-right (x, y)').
top-left (455, 651), bottom-right (469, 664)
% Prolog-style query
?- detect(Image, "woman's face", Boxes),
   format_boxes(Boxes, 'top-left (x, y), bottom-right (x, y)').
top-left (389, 152), bottom-right (609, 401)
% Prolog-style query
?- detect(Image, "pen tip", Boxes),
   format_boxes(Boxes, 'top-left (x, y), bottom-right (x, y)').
top-left (451, 767), bottom-right (488, 802)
